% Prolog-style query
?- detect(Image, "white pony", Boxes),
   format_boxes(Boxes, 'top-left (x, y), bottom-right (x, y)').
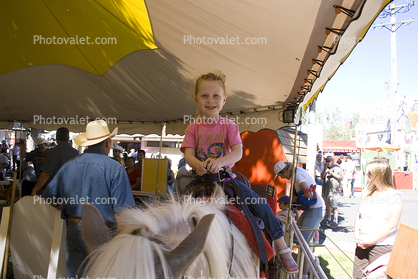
top-left (81, 186), bottom-right (259, 279)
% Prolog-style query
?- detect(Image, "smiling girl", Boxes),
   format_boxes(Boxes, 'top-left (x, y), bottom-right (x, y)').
top-left (180, 71), bottom-right (298, 273)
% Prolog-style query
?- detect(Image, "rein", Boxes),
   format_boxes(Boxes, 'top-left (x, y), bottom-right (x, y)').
top-left (131, 229), bottom-right (172, 251)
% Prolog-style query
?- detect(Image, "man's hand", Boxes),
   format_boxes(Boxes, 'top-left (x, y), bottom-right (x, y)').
top-left (35, 157), bottom-right (45, 164)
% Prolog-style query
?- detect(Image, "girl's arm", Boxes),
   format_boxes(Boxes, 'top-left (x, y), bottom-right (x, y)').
top-left (357, 193), bottom-right (402, 249)
top-left (205, 144), bottom-right (242, 173)
top-left (184, 147), bottom-right (207, 176)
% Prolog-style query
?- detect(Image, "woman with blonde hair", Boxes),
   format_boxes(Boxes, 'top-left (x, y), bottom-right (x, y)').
top-left (353, 159), bottom-right (403, 278)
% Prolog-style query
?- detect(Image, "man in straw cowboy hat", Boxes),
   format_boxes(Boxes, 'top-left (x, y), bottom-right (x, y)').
top-left (42, 120), bottom-right (135, 278)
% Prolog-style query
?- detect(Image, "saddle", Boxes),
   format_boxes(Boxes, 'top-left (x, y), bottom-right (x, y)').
top-left (181, 170), bottom-right (275, 264)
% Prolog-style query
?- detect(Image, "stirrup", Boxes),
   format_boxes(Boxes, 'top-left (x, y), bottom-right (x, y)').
top-left (276, 248), bottom-right (299, 274)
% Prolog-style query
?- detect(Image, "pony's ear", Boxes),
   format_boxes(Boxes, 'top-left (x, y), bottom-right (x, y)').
top-left (81, 203), bottom-right (109, 254)
top-left (165, 213), bottom-right (215, 278)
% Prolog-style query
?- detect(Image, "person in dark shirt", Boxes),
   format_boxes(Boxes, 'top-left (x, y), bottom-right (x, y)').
top-left (31, 127), bottom-right (78, 195)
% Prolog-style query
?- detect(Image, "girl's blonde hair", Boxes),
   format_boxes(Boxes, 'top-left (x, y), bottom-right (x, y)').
top-left (366, 159), bottom-right (394, 196)
top-left (194, 70), bottom-right (226, 100)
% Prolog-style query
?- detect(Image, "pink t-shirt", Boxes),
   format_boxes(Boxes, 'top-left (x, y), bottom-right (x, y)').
top-left (180, 116), bottom-right (242, 169)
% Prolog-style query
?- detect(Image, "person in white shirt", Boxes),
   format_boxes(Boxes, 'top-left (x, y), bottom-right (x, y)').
top-left (353, 159), bottom-right (402, 278)
top-left (342, 155), bottom-right (355, 198)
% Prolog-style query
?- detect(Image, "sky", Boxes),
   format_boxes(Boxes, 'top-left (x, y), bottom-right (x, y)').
top-left (316, 0), bottom-right (418, 113)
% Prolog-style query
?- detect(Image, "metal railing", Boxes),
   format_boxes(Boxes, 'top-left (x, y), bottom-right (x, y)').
top-left (292, 222), bottom-right (328, 279)
top-left (278, 216), bottom-right (327, 279)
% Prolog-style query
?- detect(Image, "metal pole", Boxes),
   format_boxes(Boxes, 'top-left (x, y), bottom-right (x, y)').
top-left (287, 107), bottom-right (302, 232)
top-left (373, 2), bottom-right (415, 170)
top-left (155, 122), bottom-right (164, 194)
top-left (19, 123), bottom-right (24, 184)
top-left (1, 172), bottom-right (17, 279)
top-left (306, 100), bottom-right (317, 178)
top-left (390, 4), bottom-right (398, 170)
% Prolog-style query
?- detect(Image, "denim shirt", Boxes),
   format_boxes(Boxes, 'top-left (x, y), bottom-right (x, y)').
top-left (42, 146), bottom-right (135, 222)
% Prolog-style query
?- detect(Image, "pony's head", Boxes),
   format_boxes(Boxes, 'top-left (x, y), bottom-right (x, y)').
top-left (81, 186), bottom-right (258, 279)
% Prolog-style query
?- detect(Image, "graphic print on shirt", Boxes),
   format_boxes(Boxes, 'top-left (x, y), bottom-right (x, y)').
top-left (195, 133), bottom-right (227, 162)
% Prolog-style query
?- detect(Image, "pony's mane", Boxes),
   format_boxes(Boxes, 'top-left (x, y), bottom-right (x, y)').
top-left (84, 185), bottom-right (258, 279)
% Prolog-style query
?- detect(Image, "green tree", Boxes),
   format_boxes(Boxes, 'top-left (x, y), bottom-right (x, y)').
top-left (317, 108), bottom-right (359, 140)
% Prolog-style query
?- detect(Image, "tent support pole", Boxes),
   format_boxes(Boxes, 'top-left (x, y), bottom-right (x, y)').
top-left (286, 107), bottom-right (302, 243)
top-left (155, 123), bottom-right (165, 195)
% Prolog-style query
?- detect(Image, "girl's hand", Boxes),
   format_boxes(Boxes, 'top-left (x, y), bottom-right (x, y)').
top-left (204, 158), bottom-right (222, 174)
top-left (195, 161), bottom-right (208, 176)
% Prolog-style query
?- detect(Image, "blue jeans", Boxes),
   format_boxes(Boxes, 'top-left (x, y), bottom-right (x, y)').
top-left (234, 179), bottom-right (284, 240)
top-left (297, 206), bottom-right (323, 242)
top-left (66, 221), bottom-right (88, 278)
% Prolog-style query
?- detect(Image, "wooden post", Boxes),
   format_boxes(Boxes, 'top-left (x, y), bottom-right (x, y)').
top-left (1, 172), bottom-right (17, 279)
top-left (386, 224), bottom-right (418, 278)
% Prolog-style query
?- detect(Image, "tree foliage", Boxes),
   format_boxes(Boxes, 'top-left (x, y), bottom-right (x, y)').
top-left (316, 108), bottom-right (359, 140)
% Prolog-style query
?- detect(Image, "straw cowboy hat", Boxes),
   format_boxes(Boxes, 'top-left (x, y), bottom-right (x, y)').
top-left (75, 120), bottom-right (118, 146)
